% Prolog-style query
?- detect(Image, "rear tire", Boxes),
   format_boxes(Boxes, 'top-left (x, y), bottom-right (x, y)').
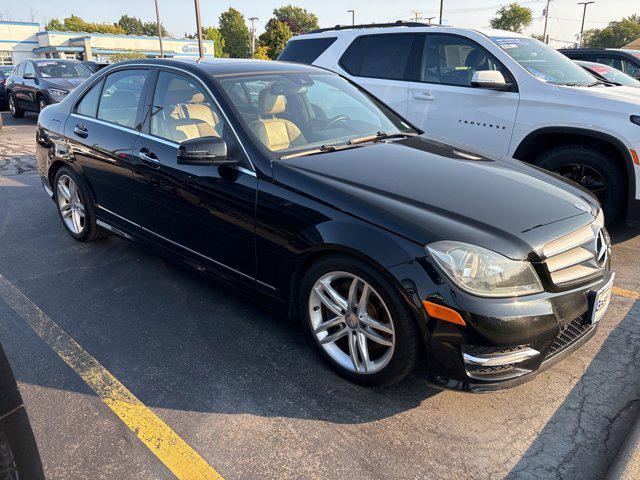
top-left (535, 145), bottom-right (626, 222)
top-left (53, 166), bottom-right (108, 242)
top-left (299, 255), bottom-right (420, 386)
top-left (8, 93), bottom-right (23, 118)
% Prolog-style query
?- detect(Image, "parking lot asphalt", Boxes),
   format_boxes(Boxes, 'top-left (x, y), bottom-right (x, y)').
top-left (1, 110), bottom-right (639, 480)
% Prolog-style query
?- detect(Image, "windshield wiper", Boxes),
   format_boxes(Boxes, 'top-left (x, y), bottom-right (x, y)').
top-left (279, 143), bottom-right (361, 160)
top-left (348, 131), bottom-right (418, 145)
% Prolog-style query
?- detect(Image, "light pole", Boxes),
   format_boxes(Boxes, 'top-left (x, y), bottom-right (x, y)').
top-left (154, 0), bottom-right (164, 58)
top-left (249, 17), bottom-right (258, 57)
top-left (578, 1), bottom-right (594, 48)
top-left (347, 10), bottom-right (355, 27)
top-left (425, 16), bottom-right (436, 24)
top-left (194, 0), bottom-right (204, 61)
top-left (439, 0), bottom-right (444, 25)
top-left (542, 0), bottom-right (552, 44)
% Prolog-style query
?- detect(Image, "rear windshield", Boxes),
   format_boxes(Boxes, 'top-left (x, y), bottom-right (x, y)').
top-left (35, 61), bottom-right (91, 78)
top-left (278, 37), bottom-right (337, 64)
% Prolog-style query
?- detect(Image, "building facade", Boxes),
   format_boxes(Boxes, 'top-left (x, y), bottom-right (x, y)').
top-left (0, 20), bottom-right (214, 65)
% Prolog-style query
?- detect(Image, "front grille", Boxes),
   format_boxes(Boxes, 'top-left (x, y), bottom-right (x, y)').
top-left (543, 223), bottom-right (607, 287)
top-left (464, 344), bottom-right (533, 376)
top-left (547, 315), bottom-right (592, 358)
top-left (464, 344), bottom-right (532, 356)
top-left (466, 363), bottom-right (517, 375)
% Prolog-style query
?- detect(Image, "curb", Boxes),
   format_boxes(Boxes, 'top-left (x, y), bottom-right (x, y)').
top-left (606, 404), bottom-right (640, 480)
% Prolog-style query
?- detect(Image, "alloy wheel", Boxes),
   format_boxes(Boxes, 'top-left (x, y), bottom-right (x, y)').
top-left (309, 272), bottom-right (395, 374)
top-left (9, 96), bottom-right (15, 115)
top-left (56, 174), bottom-right (85, 235)
top-left (555, 163), bottom-right (607, 205)
top-left (39, 98), bottom-right (47, 112)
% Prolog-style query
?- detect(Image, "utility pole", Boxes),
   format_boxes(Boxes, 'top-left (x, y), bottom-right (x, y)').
top-left (425, 16), bottom-right (436, 24)
top-left (578, 1), bottom-right (594, 48)
top-left (439, 0), bottom-right (444, 25)
top-left (347, 10), bottom-right (355, 26)
top-left (542, 0), bottom-right (552, 44)
top-left (194, 0), bottom-right (204, 61)
top-left (411, 10), bottom-right (422, 22)
top-left (154, 0), bottom-right (164, 58)
top-left (249, 17), bottom-right (258, 57)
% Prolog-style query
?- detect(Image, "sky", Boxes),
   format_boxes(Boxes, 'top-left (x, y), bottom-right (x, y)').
top-left (2, 0), bottom-right (638, 46)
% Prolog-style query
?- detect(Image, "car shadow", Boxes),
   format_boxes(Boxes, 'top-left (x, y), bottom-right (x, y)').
top-left (0, 111), bottom-right (38, 126)
top-left (609, 222), bottom-right (640, 245)
top-left (506, 297), bottom-right (640, 479)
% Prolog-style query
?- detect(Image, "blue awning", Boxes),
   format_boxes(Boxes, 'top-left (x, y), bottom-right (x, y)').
top-left (33, 46), bottom-right (85, 53)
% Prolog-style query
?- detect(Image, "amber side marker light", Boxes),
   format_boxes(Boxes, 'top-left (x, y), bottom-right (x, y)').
top-left (422, 300), bottom-right (466, 326)
top-left (631, 149), bottom-right (639, 166)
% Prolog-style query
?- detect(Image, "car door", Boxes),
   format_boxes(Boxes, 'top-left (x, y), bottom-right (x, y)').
top-left (65, 68), bottom-right (150, 218)
top-left (21, 61), bottom-right (38, 110)
top-left (9, 62), bottom-right (25, 106)
top-left (339, 33), bottom-right (415, 117)
top-left (132, 69), bottom-right (257, 280)
top-left (406, 34), bottom-right (520, 159)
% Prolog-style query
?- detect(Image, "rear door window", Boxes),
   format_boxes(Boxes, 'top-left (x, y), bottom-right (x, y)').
top-left (340, 34), bottom-right (415, 80)
top-left (278, 37), bottom-right (337, 64)
top-left (97, 69), bottom-right (148, 129)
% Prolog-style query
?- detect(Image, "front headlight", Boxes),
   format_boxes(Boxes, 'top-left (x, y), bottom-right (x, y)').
top-left (47, 88), bottom-right (68, 97)
top-left (426, 241), bottom-right (543, 298)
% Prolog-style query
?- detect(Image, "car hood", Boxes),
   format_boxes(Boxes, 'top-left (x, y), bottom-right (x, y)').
top-left (273, 137), bottom-right (598, 261)
top-left (42, 77), bottom-right (87, 90)
top-left (558, 84), bottom-right (640, 105)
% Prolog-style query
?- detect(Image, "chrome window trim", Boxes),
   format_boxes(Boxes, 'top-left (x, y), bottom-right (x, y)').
top-left (70, 113), bottom-right (140, 135)
top-left (96, 205), bottom-right (273, 289)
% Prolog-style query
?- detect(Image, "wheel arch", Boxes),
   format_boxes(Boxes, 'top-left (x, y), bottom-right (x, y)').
top-left (512, 127), bottom-right (636, 213)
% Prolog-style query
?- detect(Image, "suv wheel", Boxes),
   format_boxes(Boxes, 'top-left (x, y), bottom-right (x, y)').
top-left (38, 96), bottom-right (47, 113)
top-left (8, 94), bottom-right (24, 118)
top-left (300, 255), bottom-right (419, 386)
top-left (536, 145), bottom-right (625, 222)
top-left (54, 167), bottom-right (108, 242)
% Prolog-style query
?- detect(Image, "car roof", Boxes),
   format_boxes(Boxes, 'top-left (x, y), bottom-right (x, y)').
top-left (560, 48), bottom-right (635, 54)
top-left (114, 57), bottom-right (333, 77)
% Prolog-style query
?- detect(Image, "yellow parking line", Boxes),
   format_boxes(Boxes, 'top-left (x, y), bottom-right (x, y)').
top-left (613, 287), bottom-right (640, 300)
top-left (0, 274), bottom-right (223, 480)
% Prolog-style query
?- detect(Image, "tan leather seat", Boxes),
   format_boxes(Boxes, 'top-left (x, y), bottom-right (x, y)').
top-left (250, 90), bottom-right (305, 151)
top-left (153, 86), bottom-right (220, 142)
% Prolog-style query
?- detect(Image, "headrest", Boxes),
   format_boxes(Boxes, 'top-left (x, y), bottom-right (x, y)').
top-left (189, 92), bottom-right (205, 103)
top-left (109, 89), bottom-right (137, 108)
top-left (259, 89), bottom-right (286, 116)
top-left (465, 50), bottom-right (487, 68)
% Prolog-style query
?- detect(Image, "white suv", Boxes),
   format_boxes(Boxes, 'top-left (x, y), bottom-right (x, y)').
top-left (279, 22), bottom-right (640, 223)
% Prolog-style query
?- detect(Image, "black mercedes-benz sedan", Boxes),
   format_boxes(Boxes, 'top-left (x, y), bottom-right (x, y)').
top-left (35, 58), bottom-right (614, 391)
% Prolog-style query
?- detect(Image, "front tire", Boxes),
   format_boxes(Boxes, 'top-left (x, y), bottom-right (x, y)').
top-left (300, 255), bottom-right (420, 386)
top-left (8, 93), bottom-right (23, 118)
top-left (54, 166), bottom-right (108, 242)
top-left (535, 145), bottom-right (626, 222)
top-left (38, 96), bottom-right (47, 113)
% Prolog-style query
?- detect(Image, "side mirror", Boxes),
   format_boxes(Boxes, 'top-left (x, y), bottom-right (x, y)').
top-left (471, 70), bottom-right (512, 91)
top-left (23, 72), bottom-right (35, 80)
top-left (177, 136), bottom-right (236, 166)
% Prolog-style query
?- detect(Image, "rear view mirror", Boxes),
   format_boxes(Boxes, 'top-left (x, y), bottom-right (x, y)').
top-left (23, 72), bottom-right (35, 80)
top-left (177, 136), bottom-right (236, 166)
top-left (471, 71), bottom-right (512, 91)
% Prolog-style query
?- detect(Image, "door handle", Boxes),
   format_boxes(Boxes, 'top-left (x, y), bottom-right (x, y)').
top-left (73, 124), bottom-right (88, 138)
top-left (414, 91), bottom-right (435, 101)
top-left (139, 150), bottom-right (161, 168)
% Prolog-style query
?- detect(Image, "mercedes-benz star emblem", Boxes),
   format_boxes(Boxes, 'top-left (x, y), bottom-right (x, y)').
top-left (595, 229), bottom-right (608, 267)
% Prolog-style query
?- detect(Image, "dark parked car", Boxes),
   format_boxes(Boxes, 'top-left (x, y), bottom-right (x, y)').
top-left (6, 58), bottom-right (91, 117)
top-left (0, 65), bottom-right (14, 108)
top-left (560, 48), bottom-right (640, 79)
top-left (575, 60), bottom-right (640, 88)
top-left (36, 59), bottom-right (614, 391)
top-left (0, 342), bottom-right (45, 479)
top-left (82, 60), bottom-right (109, 73)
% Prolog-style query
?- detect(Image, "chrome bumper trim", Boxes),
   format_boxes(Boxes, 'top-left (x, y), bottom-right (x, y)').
top-left (463, 348), bottom-right (540, 367)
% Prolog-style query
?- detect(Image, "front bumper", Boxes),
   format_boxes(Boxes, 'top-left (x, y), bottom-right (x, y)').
top-left (388, 260), bottom-right (614, 393)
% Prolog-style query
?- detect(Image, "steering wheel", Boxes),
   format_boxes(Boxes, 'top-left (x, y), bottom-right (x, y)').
top-left (324, 115), bottom-right (351, 130)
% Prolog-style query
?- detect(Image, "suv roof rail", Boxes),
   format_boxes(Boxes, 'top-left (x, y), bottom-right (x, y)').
top-left (307, 20), bottom-right (437, 35)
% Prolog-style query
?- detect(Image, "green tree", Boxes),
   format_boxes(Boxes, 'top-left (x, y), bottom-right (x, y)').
top-left (141, 21), bottom-right (168, 37)
top-left (490, 3), bottom-right (533, 33)
top-left (258, 19), bottom-right (292, 59)
top-left (272, 5), bottom-right (319, 35)
top-left (116, 14), bottom-right (144, 35)
top-left (219, 8), bottom-right (251, 58)
top-left (112, 51), bottom-right (147, 62)
top-left (45, 18), bottom-right (64, 31)
top-left (253, 45), bottom-right (270, 60)
top-left (202, 27), bottom-right (227, 58)
top-left (583, 15), bottom-right (640, 48)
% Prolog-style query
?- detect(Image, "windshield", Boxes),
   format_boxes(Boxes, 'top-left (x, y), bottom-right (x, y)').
top-left (35, 61), bottom-right (91, 79)
top-left (579, 61), bottom-right (640, 87)
top-left (218, 72), bottom-right (416, 156)
top-left (490, 37), bottom-right (597, 86)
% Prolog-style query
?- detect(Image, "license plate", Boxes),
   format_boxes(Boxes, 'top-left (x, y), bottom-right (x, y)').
top-left (590, 274), bottom-right (615, 325)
